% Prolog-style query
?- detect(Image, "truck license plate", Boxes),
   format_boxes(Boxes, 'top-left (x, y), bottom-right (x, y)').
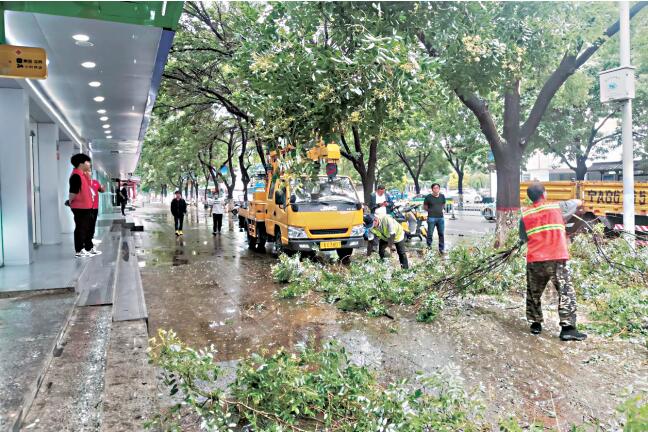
top-left (320, 241), bottom-right (341, 250)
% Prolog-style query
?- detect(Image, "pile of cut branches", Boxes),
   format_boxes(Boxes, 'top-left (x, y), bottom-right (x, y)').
top-left (147, 329), bottom-right (485, 431)
top-left (272, 228), bottom-right (648, 340)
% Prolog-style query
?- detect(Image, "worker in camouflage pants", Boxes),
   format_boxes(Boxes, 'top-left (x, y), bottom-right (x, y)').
top-left (519, 182), bottom-right (587, 341)
top-left (525, 261), bottom-right (577, 327)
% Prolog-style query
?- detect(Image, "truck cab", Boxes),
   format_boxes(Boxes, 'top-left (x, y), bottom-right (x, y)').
top-left (266, 175), bottom-right (364, 258)
top-left (240, 143), bottom-right (365, 259)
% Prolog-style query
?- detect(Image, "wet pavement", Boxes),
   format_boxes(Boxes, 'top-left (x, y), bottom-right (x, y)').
top-left (0, 290), bottom-right (76, 430)
top-left (22, 305), bottom-right (112, 431)
top-left (135, 203), bottom-right (647, 428)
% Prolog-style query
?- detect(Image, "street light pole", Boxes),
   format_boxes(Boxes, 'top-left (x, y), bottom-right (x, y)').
top-left (620, 1), bottom-right (635, 246)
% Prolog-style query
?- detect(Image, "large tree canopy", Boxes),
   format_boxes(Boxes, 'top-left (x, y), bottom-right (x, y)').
top-left (144, 1), bottom-right (647, 235)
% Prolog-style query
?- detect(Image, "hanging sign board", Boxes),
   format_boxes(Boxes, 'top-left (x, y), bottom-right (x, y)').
top-left (599, 66), bottom-right (635, 103)
top-left (0, 44), bottom-right (48, 79)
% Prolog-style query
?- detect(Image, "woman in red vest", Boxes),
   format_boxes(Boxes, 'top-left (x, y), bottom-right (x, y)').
top-left (68, 154), bottom-right (100, 258)
top-left (519, 182), bottom-right (586, 341)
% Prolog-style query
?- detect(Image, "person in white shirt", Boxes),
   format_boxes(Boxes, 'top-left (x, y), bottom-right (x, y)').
top-left (212, 195), bottom-right (225, 235)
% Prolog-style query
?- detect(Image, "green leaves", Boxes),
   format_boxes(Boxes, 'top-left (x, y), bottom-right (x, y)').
top-left (149, 335), bottom-right (486, 431)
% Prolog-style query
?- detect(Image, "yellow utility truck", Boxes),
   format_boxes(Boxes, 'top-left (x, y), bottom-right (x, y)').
top-left (239, 142), bottom-right (365, 259)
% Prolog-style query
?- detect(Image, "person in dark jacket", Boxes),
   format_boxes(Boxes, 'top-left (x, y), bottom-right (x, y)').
top-left (119, 184), bottom-right (128, 216)
top-left (171, 191), bottom-right (187, 236)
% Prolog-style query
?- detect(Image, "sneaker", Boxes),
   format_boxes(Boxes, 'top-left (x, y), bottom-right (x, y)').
top-left (559, 326), bottom-right (587, 341)
top-left (212, 231), bottom-right (217, 236)
top-left (87, 248), bottom-right (102, 256)
top-left (75, 251), bottom-right (90, 258)
top-left (530, 322), bottom-right (542, 335)
top-left (175, 230), bottom-right (179, 236)
top-left (178, 230), bottom-right (183, 235)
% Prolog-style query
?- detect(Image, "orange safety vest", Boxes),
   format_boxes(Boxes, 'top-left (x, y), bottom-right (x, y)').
top-left (521, 200), bottom-right (569, 263)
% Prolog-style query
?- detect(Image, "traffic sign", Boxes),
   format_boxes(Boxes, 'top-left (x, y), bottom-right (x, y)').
top-left (0, 44), bottom-right (48, 79)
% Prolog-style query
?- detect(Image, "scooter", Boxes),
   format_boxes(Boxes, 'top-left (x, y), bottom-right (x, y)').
top-left (391, 204), bottom-right (428, 241)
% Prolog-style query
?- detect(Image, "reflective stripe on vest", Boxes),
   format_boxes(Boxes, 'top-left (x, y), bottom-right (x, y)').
top-left (526, 223), bottom-right (565, 237)
top-left (522, 203), bottom-right (560, 217)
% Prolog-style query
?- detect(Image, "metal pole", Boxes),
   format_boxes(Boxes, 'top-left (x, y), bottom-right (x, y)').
top-left (620, 1), bottom-right (635, 246)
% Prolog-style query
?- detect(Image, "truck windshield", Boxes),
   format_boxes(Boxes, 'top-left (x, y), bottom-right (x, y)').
top-left (291, 176), bottom-right (359, 204)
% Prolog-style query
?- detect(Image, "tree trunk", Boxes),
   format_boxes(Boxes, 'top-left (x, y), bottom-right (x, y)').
top-left (493, 145), bottom-right (523, 247)
top-left (413, 177), bottom-right (421, 194)
top-left (363, 138), bottom-right (378, 205)
top-left (457, 170), bottom-right (464, 208)
top-left (238, 123), bottom-right (250, 202)
top-left (575, 158), bottom-right (588, 180)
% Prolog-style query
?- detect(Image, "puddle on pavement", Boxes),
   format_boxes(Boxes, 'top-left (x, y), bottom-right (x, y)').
top-left (135, 205), bottom-right (647, 427)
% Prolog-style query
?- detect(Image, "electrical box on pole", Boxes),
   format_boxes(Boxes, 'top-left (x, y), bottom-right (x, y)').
top-left (599, 66), bottom-right (635, 103)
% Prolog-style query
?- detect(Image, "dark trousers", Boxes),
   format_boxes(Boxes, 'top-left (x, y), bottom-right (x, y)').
top-left (526, 260), bottom-right (577, 327)
top-left (72, 209), bottom-right (94, 253)
top-left (120, 201), bottom-right (126, 216)
top-left (426, 217), bottom-right (445, 251)
top-left (212, 214), bottom-right (223, 233)
top-left (174, 214), bottom-right (184, 231)
top-left (90, 208), bottom-right (99, 240)
top-left (369, 238), bottom-right (409, 269)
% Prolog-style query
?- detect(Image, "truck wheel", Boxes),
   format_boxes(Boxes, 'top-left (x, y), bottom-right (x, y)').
top-left (273, 230), bottom-right (283, 257)
top-left (337, 248), bottom-right (353, 263)
top-left (257, 224), bottom-right (267, 249)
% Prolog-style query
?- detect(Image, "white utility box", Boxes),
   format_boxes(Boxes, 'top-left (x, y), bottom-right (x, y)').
top-left (599, 66), bottom-right (635, 103)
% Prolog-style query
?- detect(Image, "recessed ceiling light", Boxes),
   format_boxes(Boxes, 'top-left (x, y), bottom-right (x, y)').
top-left (73, 34), bottom-right (90, 42)
top-left (106, 135), bottom-right (112, 139)
top-left (88, 81), bottom-right (101, 87)
top-left (81, 61), bottom-right (96, 69)
top-left (96, 109), bottom-right (106, 114)
top-left (100, 116), bottom-right (109, 121)
top-left (76, 41), bottom-right (94, 47)
top-left (102, 124), bottom-right (111, 129)
top-left (104, 130), bottom-right (111, 134)
top-left (94, 96), bottom-right (105, 102)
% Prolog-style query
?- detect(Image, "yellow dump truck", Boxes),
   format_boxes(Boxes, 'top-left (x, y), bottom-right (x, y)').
top-left (238, 142), bottom-right (365, 259)
top-left (519, 181), bottom-right (648, 238)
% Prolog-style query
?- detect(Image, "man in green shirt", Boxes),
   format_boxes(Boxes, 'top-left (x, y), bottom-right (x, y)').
top-left (364, 214), bottom-right (409, 269)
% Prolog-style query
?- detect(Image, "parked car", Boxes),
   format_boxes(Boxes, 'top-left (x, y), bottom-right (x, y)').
top-left (481, 202), bottom-right (496, 221)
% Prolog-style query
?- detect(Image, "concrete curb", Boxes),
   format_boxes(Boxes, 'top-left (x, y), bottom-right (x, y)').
top-left (10, 228), bottom-right (116, 432)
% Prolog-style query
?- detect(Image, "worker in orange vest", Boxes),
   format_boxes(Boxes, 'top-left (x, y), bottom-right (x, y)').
top-left (519, 182), bottom-right (586, 341)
